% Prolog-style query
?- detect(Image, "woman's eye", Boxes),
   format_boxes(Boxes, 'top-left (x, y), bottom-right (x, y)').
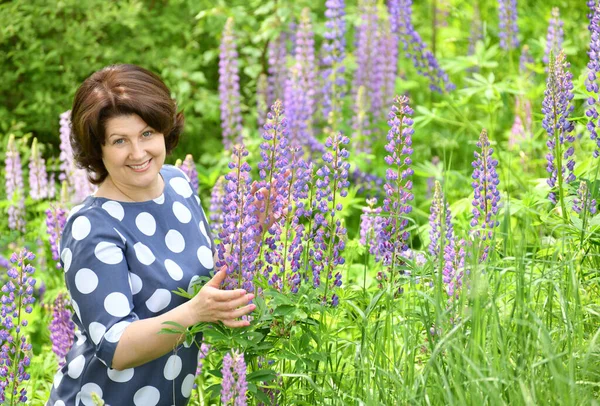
top-left (113, 139), bottom-right (125, 145)
top-left (142, 130), bottom-right (153, 137)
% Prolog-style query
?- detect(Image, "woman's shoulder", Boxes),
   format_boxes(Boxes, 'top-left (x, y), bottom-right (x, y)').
top-left (62, 197), bottom-right (125, 244)
top-left (161, 164), bottom-right (191, 182)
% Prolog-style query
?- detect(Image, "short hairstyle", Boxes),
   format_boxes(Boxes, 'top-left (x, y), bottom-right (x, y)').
top-left (70, 64), bottom-right (184, 185)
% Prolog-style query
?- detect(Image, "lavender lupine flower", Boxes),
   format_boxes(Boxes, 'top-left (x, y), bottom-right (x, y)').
top-left (257, 73), bottom-right (269, 129)
top-left (309, 133), bottom-right (349, 305)
top-left (45, 204), bottom-right (68, 269)
top-left (573, 181), bottom-right (597, 215)
top-left (28, 138), bottom-right (48, 200)
top-left (59, 110), bottom-right (75, 186)
top-left (209, 176), bottom-right (226, 239)
top-left (193, 342), bottom-right (211, 389)
top-left (219, 18), bottom-right (243, 150)
top-left (352, 86), bottom-right (372, 156)
top-left (180, 154), bottom-right (199, 195)
top-left (5, 134), bottom-right (26, 233)
top-left (49, 294), bottom-right (75, 367)
top-left (542, 51), bottom-right (575, 207)
top-left (350, 167), bottom-right (384, 198)
top-left (321, 0), bottom-right (347, 124)
top-left (395, 0), bottom-right (454, 93)
top-left (498, 0), bottom-right (519, 51)
top-left (220, 350), bottom-right (248, 406)
top-left (72, 168), bottom-right (96, 203)
top-left (375, 95), bottom-right (414, 286)
top-left (0, 250), bottom-right (36, 403)
top-left (429, 181), bottom-right (454, 258)
top-left (267, 33), bottom-right (288, 108)
top-left (519, 45), bottom-right (534, 76)
top-left (47, 172), bottom-right (56, 200)
top-left (359, 198), bottom-right (381, 254)
top-left (443, 238), bottom-right (466, 300)
top-left (295, 8), bottom-right (317, 118)
top-left (589, 0), bottom-right (597, 31)
top-left (543, 8), bottom-right (564, 66)
top-left (468, 4), bottom-right (484, 57)
top-left (508, 97), bottom-right (532, 150)
top-left (216, 145), bottom-right (259, 293)
top-left (470, 129), bottom-right (500, 261)
top-left (587, 4), bottom-right (600, 156)
top-left (381, 25), bottom-right (399, 109)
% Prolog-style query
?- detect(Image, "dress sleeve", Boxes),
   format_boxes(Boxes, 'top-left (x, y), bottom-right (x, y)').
top-left (61, 208), bottom-right (139, 368)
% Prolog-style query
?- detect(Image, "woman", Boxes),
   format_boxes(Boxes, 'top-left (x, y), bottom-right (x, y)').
top-left (48, 64), bottom-right (255, 406)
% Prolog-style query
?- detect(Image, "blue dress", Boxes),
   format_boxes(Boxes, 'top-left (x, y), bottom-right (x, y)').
top-left (47, 165), bottom-right (214, 406)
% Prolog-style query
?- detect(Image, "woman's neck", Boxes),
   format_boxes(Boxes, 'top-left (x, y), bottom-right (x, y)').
top-left (96, 175), bottom-right (164, 202)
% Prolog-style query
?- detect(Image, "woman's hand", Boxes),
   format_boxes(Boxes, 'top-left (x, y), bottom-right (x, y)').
top-left (187, 267), bottom-right (255, 328)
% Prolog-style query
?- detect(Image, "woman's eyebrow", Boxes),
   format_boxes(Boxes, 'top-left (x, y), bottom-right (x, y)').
top-left (108, 126), bottom-right (151, 138)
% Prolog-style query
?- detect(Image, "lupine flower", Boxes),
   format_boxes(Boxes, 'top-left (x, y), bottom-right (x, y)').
top-left (589, 0), bottom-right (597, 31)
top-left (193, 342), bottom-right (211, 389)
top-left (519, 45), bottom-right (534, 76)
top-left (429, 181), bottom-right (454, 258)
top-left (45, 204), bottom-right (67, 269)
top-left (28, 138), bottom-right (48, 200)
top-left (470, 129), bottom-right (500, 261)
top-left (257, 73), bottom-right (269, 129)
top-left (359, 198), bottom-right (381, 254)
top-left (542, 51), bottom-right (575, 206)
top-left (443, 238), bottom-right (466, 300)
top-left (47, 172), bottom-right (56, 200)
top-left (509, 97), bottom-right (533, 150)
top-left (380, 20), bottom-right (399, 110)
top-left (468, 4), bottom-right (484, 57)
top-left (375, 95), bottom-right (414, 286)
top-left (219, 18), bottom-right (243, 150)
top-left (573, 181), bottom-right (597, 215)
top-left (394, 0), bottom-right (454, 93)
top-left (5, 134), bottom-right (26, 233)
top-left (209, 176), bottom-right (226, 238)
top-left (295, 8), bottom-right (317, 118)
top-left (267, 33), bottom-right (288, 109)
top-left (0, 250), bottom-right (36, 404)
top-left (587, 3), bottom-right (600, 156)
top-left (309, 133), bottom-right (350, 305)
top-left (59, 111), bottom-right (75, 187)
top-left (498, 0), bottom-right (519, 50)
top-left (220, 350), bottom-right (248, 406)
top-left (351, 167), bottom-right (384, 198)
top-left (321, 0), bottom-right (347, 123)
top-left (543, 8), bottom-right (564, 66)
top-left (216, 145), bottom-right (259, 293)
top-left (180, 154), bottom-right (199, 195)
top-left (352, 86), bottom-right (372, 156)
top-left (49, 294), bottom-right (75, 367)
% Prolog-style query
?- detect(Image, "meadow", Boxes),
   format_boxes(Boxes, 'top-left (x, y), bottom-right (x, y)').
top-left (1, 0), bottom-right (600, 405)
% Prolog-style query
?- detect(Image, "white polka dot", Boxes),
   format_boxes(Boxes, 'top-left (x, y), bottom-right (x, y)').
top-left (95, 241), bottom-right (123, 264)
top-left (55, 400), bottom-right (66, 406)
top-left (102, 201), bottom-right (124, 221)
top-left (75, 268), bottom-right (98, 294)
top-left (177, 167), bottom-right (191, 182)
top-left (163, 355), bottom-right (182, 380)
top-left (197, 246), bottom-right (213, 269)
top-left (114, 228), bottom-right (127, 244)
top-left (75, 392), bottom-right (81, 406)
top-left (107, 367), bottom-right (134, 383)
top-left (170, 177), bottom-right (193, 198)
top-left (165, 230), bottom-right (185, 253)
top-left (187, 275), bottom-right (200, 295)
top-left (181, 374), bottom-right (195, 398)
top-left (134, 386), bottom-right (160, 406)
top-left (129, 272), bottom-right (143, 294)
top-left (72, 216), bottom-right (91, 241)
top-left (67, 354), bottom-right (85, 379)
top-left (153, 194), bottom-right (165, 204)
top-left (67, 204), bottom-right (84, 221)
top-left (104, 321), bottom-right (131, 343)
top-left (134, 242), bottom-right (155, 265)
top-left (172, 201), bottom-right (192, 223)
top-left (135, 212), bottom-right (156, 236)
top-left (89, 322), bottom-right (106, 345)
top-left (80, 382), bottom-right (103, 406)
top-left (71, 299), bottom-right (81, 322)
top-left (164, 259), bottom-right (183, 281)
top-left (53, 370), bottom-right (64, 388)
top-left (75, 330), bottom-right (87, 346)
top-left (199, 221), bottom-right (209, 241)
top-left (61, 248), bottom-right (72, 272)
top-left (104, 292), bottom-right (131, 318)
top-left (146, 289), bottom-right (171, 313)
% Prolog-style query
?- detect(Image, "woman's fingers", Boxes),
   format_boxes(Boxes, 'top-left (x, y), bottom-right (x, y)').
top-left (222, 318), bottom-right (251, 328)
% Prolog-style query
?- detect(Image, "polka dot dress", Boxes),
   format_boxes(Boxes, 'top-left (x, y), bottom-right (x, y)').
top-left (47, 165), bottom-right (214, 406)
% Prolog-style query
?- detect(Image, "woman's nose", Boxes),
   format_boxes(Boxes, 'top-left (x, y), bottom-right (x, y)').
top-left (129, 141), bottom-right (146, 161)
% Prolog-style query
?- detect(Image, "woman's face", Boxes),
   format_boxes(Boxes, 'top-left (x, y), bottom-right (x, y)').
top-left (102, 114), bottom-right (166, 192)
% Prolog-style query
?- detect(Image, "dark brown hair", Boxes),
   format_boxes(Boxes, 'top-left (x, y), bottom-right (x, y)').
top-left (70, 64), bottom-right (184, 184)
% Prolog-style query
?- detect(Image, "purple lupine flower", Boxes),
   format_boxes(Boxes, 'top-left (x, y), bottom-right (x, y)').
top-left (395, 0), bottom-right (454, 93)
top-left (543, 8), bottom-right (564, 66)
top-left (59, 110), bottom-right (74, 187)
top-left (519, 45), bottom-right (534, 76)
top-left (351, 85), bottom-right (373, 156)
top-left (429, 181), bottom-right (454, 258)
top-left (375, 95), bottom-right (414, 286)
top-left (321, 0), bottom-right (347, 123)
top-left (573, 181), bottom-right (597, 215)
top-left (309, 133), bottom-right (349, 305)
top-left (28, 138), bottom-right (48, 200)
top-left (589, 0), bottom-right (597, 31)
top-left (257, 73), bottom-right (269, 129)
top-left (359, 198), bottom-right (381, 254)
top-left (470, 129), bottom-right (500, 261)
top-left (220, 350), bottom-right (248, 406)
top-left (5, 134), bottom-right (26, 233)
top-left (542, 51), bottom-right (575, 205)
top-left (468, 4), bottom-right (484, 57)
top-left (45, 205), bottom-right (68, 269)
top-left (47, 172), bottom-right (56, 200)
top-left (180, 154), bottom-right (199, 195)
top-left (443, 238), bottom-right (466, 300)
top-left (351, 168), bottom-right (384, 199)
top-left (0, 250), bottom-right (36, 404)
top-left (209, 176), bottom-right (226, 239)
top-left (49, 293), bottom-right (75, 367)
top-left (381, 25), bottom-right (399, 110)
top-left (587, 3), bottom-right (600, 156)
top-left (498, 0), bottom-right (519, 51)
top-left (295, 8), bottom-right (317, 118)
top-left (219, 17), bottom-right (243, 150)
top-left (72, 168), bottom-right (96, 203)
top-left (508, 97), bottom-right (532, 150)
top-left (193, 342), bottom-right (211, 389)
top-left (216, 145), bottom-right (259, 293)
top-left (267, 33), bottom-right (288, 109)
